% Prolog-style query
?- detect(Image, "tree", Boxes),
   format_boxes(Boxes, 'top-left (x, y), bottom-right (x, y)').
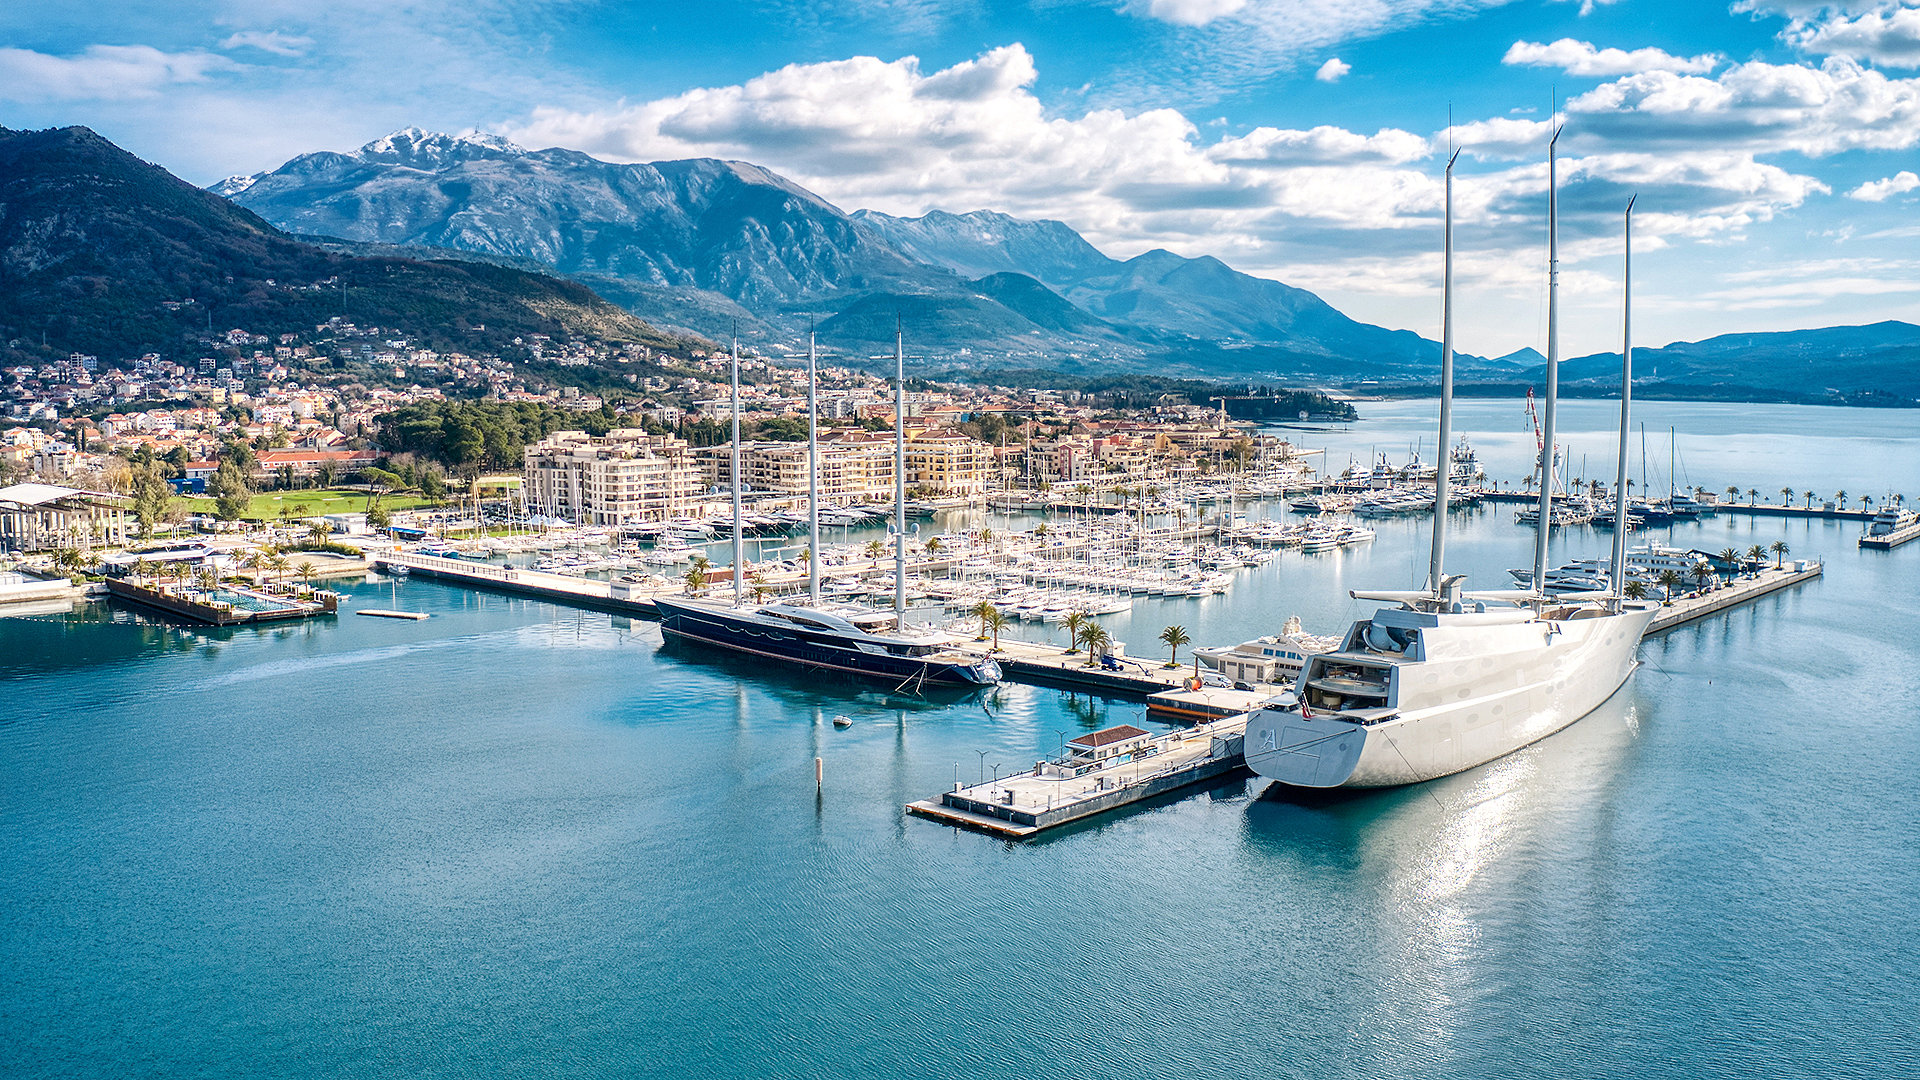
top-left (206, 460), bottom-right (256, 522)
top-left (924, 536), bottom-right (944, 555)
top-left (982, 606), bottom-right (1010, 652)
top-left (366, 504), bottom-right (392, 529)
top-left (970, 600), bottom-right (997, 641)
top-left (1079, 623), bottom-right (1110, 666)
top-left (1655, 569), bottom-right (1682, 605)
top-left (864, 539), bottom-right (886, 561)
top-left (1747, 545), bottom-right (1766, 568)
top-left (1716, 548), bottom-right (1738, 579)
top-left (1159, 625), bottom-right (1190, 669)
top-left (1748, 488), bottom-right (1759, 505)
top-left (129, 463), bottom-right (173, 539)
top-left (297, 561), bottom-right (316, 586)
top-left (1031, 523), bottom-right (1048, 539)
top-left (1770, 540), bottom-right (1789, 567)
top-left (1623, 580), bottom-right (1648, 601)
top-left (1691, 561), bottom-right (1715, 593)
top-left (1726, 486), bottom-right (1740, 504)
top-left (129, 558), bottom-right (151, 582)
top-left (1835, 490), bottom-right (1847, 510)
top-left (268, 554), bottom-right (291, 583)
top-left (1061, 611), bottom-right (1087, 654)
top-left (309, 519), bottom-right (332, 546)
top-left (1803, 489), bottom-right (1815, 508)
top-left (684, 554), bottom-right (711, 596)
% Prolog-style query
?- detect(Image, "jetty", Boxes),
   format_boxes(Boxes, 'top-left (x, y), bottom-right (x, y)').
top-left (1645, 560), bottom-right (1823, 635)
top-left (373, 551), bottom-right (673, 615)
top-left (104, 577), bottom-right (336, 625)
top-left (907, 717), bottom-right (1249, 839)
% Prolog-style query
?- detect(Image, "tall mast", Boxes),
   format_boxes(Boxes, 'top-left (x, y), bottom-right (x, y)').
top-left (1429, 148), bottom-right (1460, 599)
top-left (893, 318), bottom-right (907, 626)
top-left (1611, 197), bottom-right (1636, 599)
top-left (1532, 125), bottom-right (1562, 596)
top-left (730, 329), bottom-right (743, 606)
top-left (807, 329), bottom-right (820, 605)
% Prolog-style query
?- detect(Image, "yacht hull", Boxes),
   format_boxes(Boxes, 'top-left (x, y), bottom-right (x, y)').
top-left (653, 597), bottom-right (1000, 686)
top-left (1244, 606), bottom-right (1655, 788)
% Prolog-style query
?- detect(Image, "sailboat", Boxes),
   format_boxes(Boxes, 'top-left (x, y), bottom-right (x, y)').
top-left (653, 325), bottom-right (1001, 688)
top-left (1243, 133), bottom-right (1656, 789)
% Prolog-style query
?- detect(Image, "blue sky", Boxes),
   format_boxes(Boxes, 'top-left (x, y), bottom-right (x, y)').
top-left (4, 0), bottom-right (1918, 357)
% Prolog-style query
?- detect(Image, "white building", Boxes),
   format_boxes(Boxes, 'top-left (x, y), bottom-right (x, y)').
top-left (523, 430), bottom-right (701, 526)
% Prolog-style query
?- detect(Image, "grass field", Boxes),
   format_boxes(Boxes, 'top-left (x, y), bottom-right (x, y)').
top-left (181, 489), bottom-right (433, 520)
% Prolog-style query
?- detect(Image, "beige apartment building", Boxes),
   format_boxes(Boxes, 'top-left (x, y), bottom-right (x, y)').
top-left (700, 430), bottom-right (991, 501)
top-left (523, 429), bottom-right (701, 525)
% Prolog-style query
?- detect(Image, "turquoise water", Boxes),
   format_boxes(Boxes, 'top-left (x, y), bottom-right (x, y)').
top-left (4, 402), bottom-right (1919, 1078)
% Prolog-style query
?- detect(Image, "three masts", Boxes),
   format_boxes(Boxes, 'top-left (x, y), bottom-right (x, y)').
top-left (1244, 127), bottom-right (1658, 789)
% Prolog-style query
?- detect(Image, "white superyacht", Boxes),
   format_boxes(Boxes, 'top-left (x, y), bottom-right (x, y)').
top-left (1244, 139), bottom-right (1657, 789)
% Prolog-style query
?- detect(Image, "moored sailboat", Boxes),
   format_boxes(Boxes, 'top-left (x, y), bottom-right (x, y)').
top-left (1243, 133), bottom-right (1655, 789)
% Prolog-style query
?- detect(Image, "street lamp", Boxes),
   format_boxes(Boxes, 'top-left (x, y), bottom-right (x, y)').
top-left (975, 749), bottom-right (988, 785)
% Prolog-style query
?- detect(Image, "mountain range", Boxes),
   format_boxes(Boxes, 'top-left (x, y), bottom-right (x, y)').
top-left (218, 129), bottom-right (1450, 374)
top-left (0, 126), bottom-right (691, 364)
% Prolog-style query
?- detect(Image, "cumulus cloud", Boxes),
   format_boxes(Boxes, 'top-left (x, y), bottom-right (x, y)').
top-left (1315, 57), bottom-right (1351, 81)
top-left (1566, 56), bottom-right (1920, 157)
top-left (1503, 38), bottom-right (1721, 76)
top-left (1779, 3), bottom-right (1920, 68)
top-left (506, 42), bottom-right (1848, 307)
top-left (1848, 169), bottom-right (1920, 199)
top-left (220, 31), bottom-right (316, 57)
top-left (0, 44), bottom-right (235, 103)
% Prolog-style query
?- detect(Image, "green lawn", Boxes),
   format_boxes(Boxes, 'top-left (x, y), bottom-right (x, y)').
top-left (182, 488), bottom-right (433, 520)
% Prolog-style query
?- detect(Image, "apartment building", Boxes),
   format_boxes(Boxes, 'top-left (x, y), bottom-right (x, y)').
top-left (523, 429), bottom-right (701, 525)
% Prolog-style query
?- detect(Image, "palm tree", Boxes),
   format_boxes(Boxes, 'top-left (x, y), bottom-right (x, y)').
top-left (308, 519), bottom-right (331, 546)
top-left (982, 606), bottom-right (1010, 652)
top-left (970, 600), bottom-right (997, 641)
top-left (864, 539), bottom-right (886, 561)
top-left (1725, 486), bottom-right (1739, 505)
top-left (1656, 569), bottom-right (1682, 605)
top-left (1835, 490), bottom-right (1847, 510)
top-left (1803, 489), bottom-right (1816, 509)
top-left (1716, 548), bottom-right (1738, 579)
top-left (1747, 544), bottom-right (1765, 568)
top-left (1158, 625), bottom-right (1190, 670)
top-left (752, 584), bottom-right (771, 603)
top-left (1780, 486), bottom-right (1794, 506)
top-left (1078, 623), bottom-right (1110, 667)
top-left (1061, 610), bottom-right (1087, 654)
top-left (268, 554), bottom-right (290, 583)
top-left (1691, 562), bottom-right (1715, 594)
top-left (130, 558), bottom-right (151, 583)
top-left (1747, 487), bottom-right (1759, 506)
top-left (1770, 539), bottom-right (1789, 567)
top-left (1031, 523), bottom-right (1048, 539)
top-left (297, 561), bottom-right (316, 586)
top-left (683, 562), bottom-right (709, 595)
top-left (1624, 579), bottom-right (1648, 601)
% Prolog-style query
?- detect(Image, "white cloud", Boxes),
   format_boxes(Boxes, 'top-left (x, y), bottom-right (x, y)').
top-left (1315, 57), bottom-right (1351, 82)
top-left (0, 44), bottom-right (236, 103)
top-left (1848, 169), bottom-right (1920, 199)
top-left (220, 31), bottom-right (316, 57)
top-left (1566, 56), bottom-right (1920, 157)
top-left (1140, 0), bottom-right (1249, 25)
top-left (1780, 3), bottom-right (1920, 68)
top-left (1209, 125), bottom-right (1427, 165)
top-left (1503, 39), bottom-right (1721, 76)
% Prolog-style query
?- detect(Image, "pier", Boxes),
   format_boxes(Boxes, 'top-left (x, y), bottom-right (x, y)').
top-left (1645, 560), bottom-right (1823, 635)
top-left (103, 577), bottom-right (336, 625)
top-left (373, 551), bottom-right (674, 616)
top-left (906, 717), bottom-right (1249, 839)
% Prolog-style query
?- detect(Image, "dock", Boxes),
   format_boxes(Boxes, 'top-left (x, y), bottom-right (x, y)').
top-left (1645, 560), bottom-right (1823, 635)
top-left (373, 551), bottom-right (673, 616)
top-left (104, 577), bottom-right (337, 625)
top-left (907, 717), bottom-right (1249, 839)
top-left (357, 608), bottom-right (430, 620)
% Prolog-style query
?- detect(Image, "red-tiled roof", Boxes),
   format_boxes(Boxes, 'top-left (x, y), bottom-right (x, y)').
top-left (1070, 724), bottom-right (1151, 748)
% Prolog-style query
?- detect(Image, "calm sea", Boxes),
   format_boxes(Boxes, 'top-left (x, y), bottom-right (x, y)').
top-left (3, 399), bottom-right (1916, 1079)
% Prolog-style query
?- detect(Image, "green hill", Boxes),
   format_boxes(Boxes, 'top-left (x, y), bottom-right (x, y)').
top-left (0, 125), bottom-right (692, 363)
